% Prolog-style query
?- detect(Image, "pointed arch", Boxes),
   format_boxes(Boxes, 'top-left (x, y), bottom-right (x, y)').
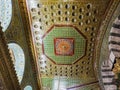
top-left (8, 43), bottom-right (25, 84)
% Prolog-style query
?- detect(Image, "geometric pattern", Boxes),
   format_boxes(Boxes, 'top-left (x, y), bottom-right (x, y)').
top-left (54, 38), bottom-right (74, 56)
top-left (42, 25), bottom-right (87, 65)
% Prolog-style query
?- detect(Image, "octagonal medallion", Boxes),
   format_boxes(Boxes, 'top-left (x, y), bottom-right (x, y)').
top-left (42, 25), bottom-right (87, 65)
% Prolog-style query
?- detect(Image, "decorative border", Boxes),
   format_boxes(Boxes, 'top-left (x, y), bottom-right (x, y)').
top-left (17, 0), bottom-right (41, 89)
top-left (42, 24), bottom-right (87, 39)
top-left (0, 25), bottom-right (20, 89)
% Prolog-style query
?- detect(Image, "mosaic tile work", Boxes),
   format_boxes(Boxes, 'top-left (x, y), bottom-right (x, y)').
top-left (8, 43), bottom-right (25, 83)
top-left (0, 0), bottom-right (12, 31)
top-left (54, 38), bottom-right (74, 56)
top-left (27, 0), bottom-right (110, 89)
top-left (41, 77), bottom-right (99, 90)
top-left (42, 25), bottom-right (86, 64)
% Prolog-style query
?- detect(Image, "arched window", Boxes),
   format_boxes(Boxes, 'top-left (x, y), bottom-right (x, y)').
top-left (0, 0), bottom-right (12, 31)
top-left (8, 43), bottom-right (25, 83)
top-left (24, 85), bottom-right (32, 90)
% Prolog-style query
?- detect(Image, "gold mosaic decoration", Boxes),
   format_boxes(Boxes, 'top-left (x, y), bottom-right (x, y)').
top-left (30, 1), bottom-right (100, 78)
top-left (27, 0), bottom-right (111, 89)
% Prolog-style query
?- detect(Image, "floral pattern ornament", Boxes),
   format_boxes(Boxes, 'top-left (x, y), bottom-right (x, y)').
top-left (112, 58), bottom-right (120, 90)
top-left (54, 38), bottom-right (74, 56)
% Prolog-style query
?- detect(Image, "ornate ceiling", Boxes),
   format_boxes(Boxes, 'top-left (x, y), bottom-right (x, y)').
top-left (26, 0), bottom-right (119, 90)
top-left (0, 0), bottom-right (120, 90)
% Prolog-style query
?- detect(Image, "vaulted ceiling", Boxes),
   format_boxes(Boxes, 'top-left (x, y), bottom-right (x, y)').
top-left (0, 0), bottom-right (120, 90)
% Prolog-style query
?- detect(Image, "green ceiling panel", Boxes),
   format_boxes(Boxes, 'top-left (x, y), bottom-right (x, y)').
top-left (41, 77), bottom-right (98, 90)
top-left (43, 25), bottom-right (87, 64)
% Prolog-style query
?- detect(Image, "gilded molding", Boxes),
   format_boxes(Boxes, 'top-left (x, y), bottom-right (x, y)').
top-left (4, 0), bottom-right (40, 89)
top-left (17, 0), bottom-right (41, 89)
top-left (0, 24), bottom-right (20, 90)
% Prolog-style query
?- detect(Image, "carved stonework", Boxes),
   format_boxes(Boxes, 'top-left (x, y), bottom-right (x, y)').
top-left (0, 23), bottom-right (20, 90)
